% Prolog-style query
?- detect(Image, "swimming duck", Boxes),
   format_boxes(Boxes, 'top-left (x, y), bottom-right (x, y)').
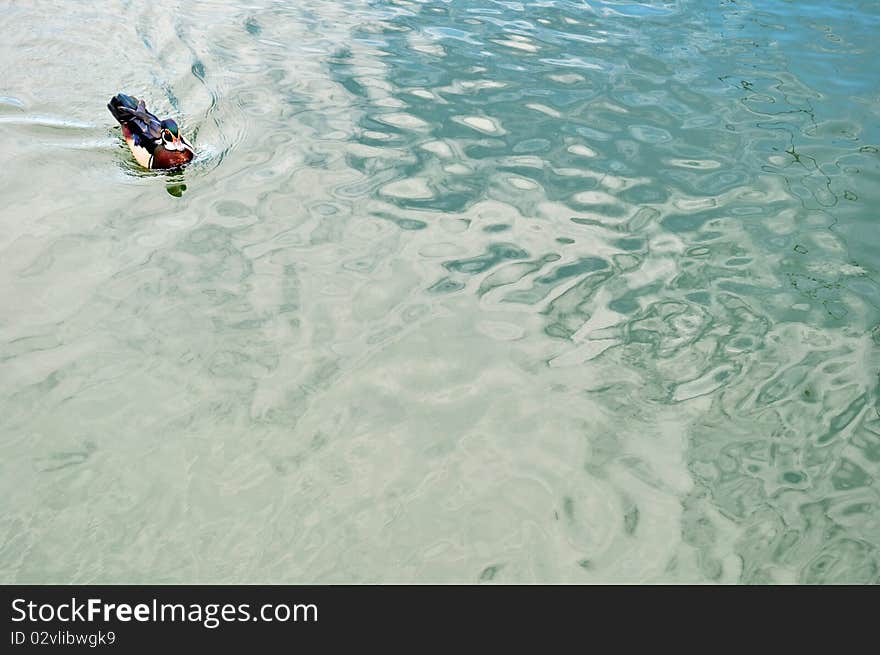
top-left (107, 93), bottom-right (194, 169)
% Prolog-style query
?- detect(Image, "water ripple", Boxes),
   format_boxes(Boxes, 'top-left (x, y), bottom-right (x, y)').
top-left (0, 0), bottom-right (878, 583)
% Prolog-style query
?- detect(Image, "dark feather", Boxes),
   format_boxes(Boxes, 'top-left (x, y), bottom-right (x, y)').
top-left (107, 93), bottom-right (162, 142)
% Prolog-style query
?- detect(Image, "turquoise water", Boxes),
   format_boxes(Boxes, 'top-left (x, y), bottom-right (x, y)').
top-left (1, 0), bottom-right (879, 583)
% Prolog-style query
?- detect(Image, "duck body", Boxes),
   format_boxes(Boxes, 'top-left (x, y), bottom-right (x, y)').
top-left (107, 93), bottom-right (194, 169)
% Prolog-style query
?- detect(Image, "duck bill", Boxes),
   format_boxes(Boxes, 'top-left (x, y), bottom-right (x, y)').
top-left (173, 135), bottom-right (195, 155)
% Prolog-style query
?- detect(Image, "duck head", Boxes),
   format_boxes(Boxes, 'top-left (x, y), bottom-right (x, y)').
top-left (159, 119), bottom-right (195, 155)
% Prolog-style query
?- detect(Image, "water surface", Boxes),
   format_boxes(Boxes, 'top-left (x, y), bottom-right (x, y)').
top-left (1, 0), bottom-right (879, 583)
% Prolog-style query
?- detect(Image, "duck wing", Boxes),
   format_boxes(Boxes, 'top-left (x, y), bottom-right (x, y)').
top-left (121, 99), bottom-right (163, 140)
top-left (107, 93), bottom-right (162, 141)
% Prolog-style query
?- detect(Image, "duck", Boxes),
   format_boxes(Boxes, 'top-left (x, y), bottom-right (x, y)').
top-left (107, 93), bottom-right (194, 169)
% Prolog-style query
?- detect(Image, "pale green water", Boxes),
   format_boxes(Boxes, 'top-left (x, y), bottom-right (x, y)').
top-left (1, 0), bottom-right (879, 583)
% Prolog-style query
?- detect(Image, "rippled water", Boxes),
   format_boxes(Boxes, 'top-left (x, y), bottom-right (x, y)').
top-left (1, 0), bottom-right (879, 583)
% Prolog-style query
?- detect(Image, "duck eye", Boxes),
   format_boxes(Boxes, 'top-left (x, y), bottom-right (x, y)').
top-left (163, 130), bottom-right (173, 142)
